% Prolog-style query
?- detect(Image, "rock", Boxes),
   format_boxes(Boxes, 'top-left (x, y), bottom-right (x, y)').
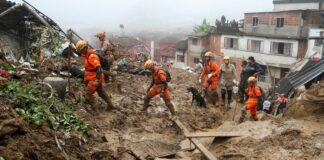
top-left (43, 77), bottom-right (67, 100)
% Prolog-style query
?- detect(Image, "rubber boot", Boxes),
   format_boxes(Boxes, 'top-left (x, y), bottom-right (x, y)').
top-left (97, 88), bottom-right (115, 111)
top-left (238, 107), bottom-right (247, 123)
top-left (221, 89), bottom-right (226, 106)
top-left (165, 101), bottom-right (176, 116)
top-left (227, 89), bottom-right (233, 108)
top-left (143, 95), bottom-right (151, 112)
top-left (86, 93), bottom-right (99, 115)
top-left (86, 88), bottom-right (99, 115)
top-left (252, 115), bottom-right (259, 121)
top-left (212, 90), bottom-right (219, 106)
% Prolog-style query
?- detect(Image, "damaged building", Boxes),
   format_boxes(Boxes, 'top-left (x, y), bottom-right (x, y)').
top-left (0, 0), bottom-right (67, 62)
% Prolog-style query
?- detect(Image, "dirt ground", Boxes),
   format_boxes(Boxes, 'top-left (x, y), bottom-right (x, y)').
top-left (1, 68), bottom-right (324, 160)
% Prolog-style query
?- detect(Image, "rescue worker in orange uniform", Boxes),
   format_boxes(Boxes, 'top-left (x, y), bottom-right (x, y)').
top-left (240, 76), bottom-right (261, 121)
top-left (75, 40), bottom-right (115, 114)
top-left (199, 51), bottom-right (221, 106)
top-left (142, 60), bottom-right (176, 116)
top-left (95, 31), bottom-right (115, 83)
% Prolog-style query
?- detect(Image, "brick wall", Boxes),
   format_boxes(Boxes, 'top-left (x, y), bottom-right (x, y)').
top-left (245, 13), bottom-right (270, 25)
top-left (188, 54), bottom-right (199, 68)
top-left (297, 39), bottom-right (308, 58)
top-left (209, 34), bottom-right (222, 54)
top-left (245, 11), bottom-right (301, 26)
top-left (303, 11), bottom-right (321, 25)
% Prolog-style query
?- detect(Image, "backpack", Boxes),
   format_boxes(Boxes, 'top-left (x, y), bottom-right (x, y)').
top-left (88, 52), bottom-right (110, 70)
top-left (160, 67), bottom-right (171, 82)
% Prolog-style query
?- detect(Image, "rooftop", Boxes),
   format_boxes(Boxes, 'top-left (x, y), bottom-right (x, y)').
top-left (273, 0), bottom-right (320, 4)
top-left (245, 9), bottom-right (319, 14)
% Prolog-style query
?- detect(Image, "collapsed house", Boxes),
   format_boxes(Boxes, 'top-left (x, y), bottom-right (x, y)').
top-left (0, 0), bottom-right (68, 62)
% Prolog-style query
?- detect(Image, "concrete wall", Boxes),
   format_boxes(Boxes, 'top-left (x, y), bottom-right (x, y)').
top-left (221, 34), bottom-right (299, 68)
top-left (174, 51), bottom-right (188, 69)
top-left (307, 28), bottom-right (324, 59)
top-left (273, 3), bottom-right (319, 11)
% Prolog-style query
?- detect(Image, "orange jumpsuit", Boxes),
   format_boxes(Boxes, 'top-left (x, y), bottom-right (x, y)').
top-left (82, 48), bottom-right (104, 91)
top-left (199, 60), bottom-right (220, 90)
top-left (148, 67), bottom-right (171, 101)
top-left (245, 85), bottom-right (261, 118)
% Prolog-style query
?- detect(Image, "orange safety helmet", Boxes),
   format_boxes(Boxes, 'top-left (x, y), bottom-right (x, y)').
top-left (248, 76), bottom-right (257, 83)
top-left (75, 40), bottom-right (87, 51)
top-left (95, 31), bottom-right (105, 38)
top-left (144, 60), bottom-right (154, 69)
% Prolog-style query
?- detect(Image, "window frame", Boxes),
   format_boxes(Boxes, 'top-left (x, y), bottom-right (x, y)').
top-left (252, 16), bottom-right (259, 26)
top-left (248, 39), bottom-right (262, 53)
top-left (276, 17), bottom-right (284, 28)
top-left (224, 37), bottom-right (239, 50)
top-left (177, 55), bottom-right (185, 63)
top-left (193, 57), bottom-right (200, 64)
top-left (192, 38), bottom-right (198, 45)
top-left (271, 42), bottom-right (292, 56)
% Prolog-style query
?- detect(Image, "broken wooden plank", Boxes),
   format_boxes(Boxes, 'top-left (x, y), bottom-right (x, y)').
top-left (173, 119), bottom-right (218, 160)
top-left (186, 132), bottom-right (243, 138)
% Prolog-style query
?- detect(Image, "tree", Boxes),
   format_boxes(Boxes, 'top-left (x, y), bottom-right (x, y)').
top-left (193, 18), bottom-right (212, 33)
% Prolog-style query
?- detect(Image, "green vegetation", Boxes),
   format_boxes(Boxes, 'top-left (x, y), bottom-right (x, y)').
top-left (1, 81), bottom-right (89, 133)
top-left (193, 18), bottom-right (212, 33)
top-left (0, 63), bottom-right (15, 75)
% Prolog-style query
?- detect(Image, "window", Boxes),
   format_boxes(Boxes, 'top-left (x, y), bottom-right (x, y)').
top-left (271, 42), bottom-right (292, 56)
top-left (248, 40), bottom-right (262, 52)
top-left (315, 39), bottom-right (322, 46)
top-left (162, 56), bottom-right (168, 63)
top-left (177, 55), bottom-right (185, 62)
top-left (276, 17), bottom-right (284, 28)
top-left (315, 31), bottom-right (324, 46)
top-left (224, 37), bottom-right (238, 49)
top-left (194, 57), bottom-right (200, 64)
top-left (192, 38), bottom-right (198, 45)
top-left (252, 17), bottom-right (259, 26)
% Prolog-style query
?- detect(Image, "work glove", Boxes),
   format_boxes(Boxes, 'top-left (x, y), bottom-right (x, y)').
top-left (96, 67), bottom-right (103, 79)
top-left (233, 80), bottom-right (239, 86)
top-left (93, 79), bottom-right (99, 87)
top-left (208, 74), bottom-right (212, 79)
top-left (198, 79), bottom-right (202, 83)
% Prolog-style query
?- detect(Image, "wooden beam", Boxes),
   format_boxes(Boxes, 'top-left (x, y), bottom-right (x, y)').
top-left (173, 119), bottom-right (218, 160)
top-left (186, 132), bottom-right (243, 138)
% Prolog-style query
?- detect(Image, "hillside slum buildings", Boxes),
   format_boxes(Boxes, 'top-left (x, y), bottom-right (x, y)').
top-left (174, 0), bottom-right (324, 96)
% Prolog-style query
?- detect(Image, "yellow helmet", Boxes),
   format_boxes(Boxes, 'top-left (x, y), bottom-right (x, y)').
top-left (144, 60), bottom-right (154, 69)
top-left (223, 56), bottom-right (230, 60)
top-left (75, 40), bottom-right (87, 51)
top-left (248, 76), bottom-right (257, 83)
top-left (95, 31), bottom-right (105, 38)
top-left (205, 51), bottom-right (213, 57)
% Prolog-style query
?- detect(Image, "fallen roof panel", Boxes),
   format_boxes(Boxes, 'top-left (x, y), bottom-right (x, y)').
top-left (276, 59), bottom-right (324, 94)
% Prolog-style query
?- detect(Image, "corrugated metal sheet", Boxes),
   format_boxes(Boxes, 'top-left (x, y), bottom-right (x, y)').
top-left (276, 59), bottom-right (324, 94)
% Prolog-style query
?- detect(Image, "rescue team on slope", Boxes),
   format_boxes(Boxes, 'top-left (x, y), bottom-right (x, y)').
top-left (73, 32), bottom-right (265, 120)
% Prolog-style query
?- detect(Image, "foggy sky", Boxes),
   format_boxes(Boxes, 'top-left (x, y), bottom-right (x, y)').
top-left (12, 0), bottom-right (273, 33)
